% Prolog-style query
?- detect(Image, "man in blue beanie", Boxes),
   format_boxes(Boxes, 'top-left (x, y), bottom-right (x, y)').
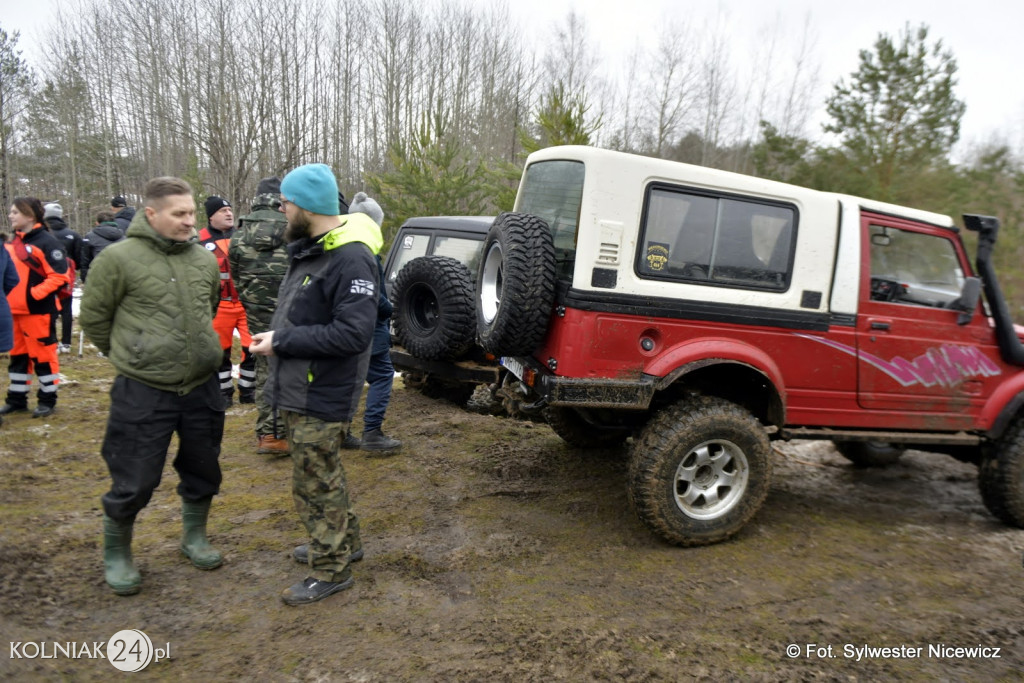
top-left (250, 163), bottom-right (384, 605)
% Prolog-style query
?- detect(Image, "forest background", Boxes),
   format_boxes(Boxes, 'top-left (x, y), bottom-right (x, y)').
top-left (1, 0), bottom-right (1023, 313)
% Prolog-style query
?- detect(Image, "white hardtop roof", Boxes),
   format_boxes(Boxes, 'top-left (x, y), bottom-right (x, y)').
top-left (525, 145), bottom-right (956, 229)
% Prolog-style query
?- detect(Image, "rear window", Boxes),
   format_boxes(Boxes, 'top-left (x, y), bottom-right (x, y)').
top-left (637, 186), bottom-right (796, 291)
top-left (433, 236), bottom-right (483, 275)
top-left (385, 231), bottom-right (486, 299)
top-left (518, 160), bottom-right (585, 279)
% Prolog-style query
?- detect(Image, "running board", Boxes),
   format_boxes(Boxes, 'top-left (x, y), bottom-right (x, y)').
top-left (778, 427), bottom-right (981, 446)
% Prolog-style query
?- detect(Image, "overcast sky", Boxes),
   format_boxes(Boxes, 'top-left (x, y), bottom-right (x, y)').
top-left (514, 0), bottom-right (1024, 156)
top-left (3, 0), bottom-right (1022, 158)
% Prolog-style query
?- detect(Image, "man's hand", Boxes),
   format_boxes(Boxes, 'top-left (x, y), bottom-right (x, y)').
top-left (250, 331), bottom-right (276, 356)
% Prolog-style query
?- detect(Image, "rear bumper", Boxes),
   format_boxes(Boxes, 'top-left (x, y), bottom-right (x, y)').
top-left (501, 355), bottom-right (656, 409)
top-left (391, 347), bottom-right (502, 385)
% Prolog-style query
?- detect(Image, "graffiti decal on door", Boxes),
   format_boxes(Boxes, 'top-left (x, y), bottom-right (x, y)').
top-left (797, 335), bottom-right (1002, 388)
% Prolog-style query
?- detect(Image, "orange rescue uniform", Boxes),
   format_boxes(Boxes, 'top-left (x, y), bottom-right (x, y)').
top-left (198, 226), bottom-right (255, 402)
top-left (4, 228), bottom-right (69, 411)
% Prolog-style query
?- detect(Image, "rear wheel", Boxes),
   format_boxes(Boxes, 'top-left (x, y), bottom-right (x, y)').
top-left (833, 441), bottom-right (905, 468)
top-left (393, 256), bottom-right (475, 361)
top-left (628, 396), bottom-right (771, 546)
top-left (543, 406), bottom-right (629, 448)
top-left (476, 212), bottom-right (556, 356)
top-left (979, 418), bottom-right (1024, 527)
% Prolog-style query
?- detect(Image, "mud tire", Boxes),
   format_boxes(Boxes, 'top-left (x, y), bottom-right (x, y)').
top-left (543, 406), bottom-right (629, 448)
top-left (833, 441), bottom-right (905, 468)
top-left (393, 256), bottom-right (476, 361)
top-left (476, 212), bottom-right (556, 356)
top-left (978, 418), bottom-right (1024, 527)
top-left (628, 395), bottom-right (771, 546)
top-left (467, 383), bottom-right (505, 416)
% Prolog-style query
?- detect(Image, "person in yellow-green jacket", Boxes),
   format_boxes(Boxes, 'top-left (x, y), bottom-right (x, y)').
top-left (80, 177), bottom-right (226, 597)
top-left (250, 163), bottom-right (382, 606)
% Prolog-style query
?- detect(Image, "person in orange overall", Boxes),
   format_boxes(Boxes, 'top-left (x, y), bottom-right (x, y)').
top-left (199, 196), bottom-right (255, 406)
top-left (2, 197), bottom-right (69, 418)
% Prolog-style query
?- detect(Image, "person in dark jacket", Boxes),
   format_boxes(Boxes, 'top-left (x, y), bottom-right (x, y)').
top-left (43, 202), bottom-right (80, 352)
top-left (80, 177), bottom-right (225, 596)
top-left (0, 242), bottom-right (18, 351)
top-left (2, 197), bottom-right (69, 418)
top-left (342, 192), bottom-right (401, 452)
top-left (0, 242), bottom-right (20, 429)
top-left (80, 211), bottom-right (125, 282)
top-left (250, 163), bottom-right (383, 606)
top-left (43, 202), bottom-right (82, 266)
top-left (110, 195), bottom-right (137, 233)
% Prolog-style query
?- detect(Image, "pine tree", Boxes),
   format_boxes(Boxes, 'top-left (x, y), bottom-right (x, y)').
top-left (823, 24), bottom-right (965, 202)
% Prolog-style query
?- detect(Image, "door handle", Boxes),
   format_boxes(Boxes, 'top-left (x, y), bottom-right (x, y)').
top-left (869, 321), bottom-right (891, 331)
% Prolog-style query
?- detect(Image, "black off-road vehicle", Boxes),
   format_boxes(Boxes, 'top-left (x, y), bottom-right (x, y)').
top-left (383, 216), bottom-right (504, 407)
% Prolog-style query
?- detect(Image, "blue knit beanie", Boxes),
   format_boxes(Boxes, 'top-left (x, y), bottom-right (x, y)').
top-left (280, 164), bottom-right (340, 216)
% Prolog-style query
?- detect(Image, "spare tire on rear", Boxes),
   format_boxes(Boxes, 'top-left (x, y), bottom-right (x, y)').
top-left (393, 255), bottom-right (476, 361)
top-left (476, 212), bottom-right (556, 356)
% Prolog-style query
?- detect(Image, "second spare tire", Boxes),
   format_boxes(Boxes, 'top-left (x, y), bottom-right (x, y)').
top-left (476, 212), bottom-right (556, 356)
top-left (393, 255), bottom-right (476, 361)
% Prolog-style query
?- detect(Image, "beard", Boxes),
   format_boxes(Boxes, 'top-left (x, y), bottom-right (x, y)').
top-left (284, 213), bottom-right (312, 243)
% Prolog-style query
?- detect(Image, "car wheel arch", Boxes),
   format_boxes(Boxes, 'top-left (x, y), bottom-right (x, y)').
top-left (653, 358), bottom-right (785, 427)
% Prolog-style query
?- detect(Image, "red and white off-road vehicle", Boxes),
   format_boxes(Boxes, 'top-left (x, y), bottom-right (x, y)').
top-left (474, 145), bottom-right (1024, 546)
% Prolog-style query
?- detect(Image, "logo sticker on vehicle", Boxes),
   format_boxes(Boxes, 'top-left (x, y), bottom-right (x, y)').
top-left (796, 335), bottom-right (1002, 387)
top-left (645, 242), bottom-right (669, 271)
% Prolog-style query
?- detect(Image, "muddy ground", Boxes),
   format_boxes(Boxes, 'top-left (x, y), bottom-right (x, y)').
top-left (1, 348), bottom-right (1023, 681)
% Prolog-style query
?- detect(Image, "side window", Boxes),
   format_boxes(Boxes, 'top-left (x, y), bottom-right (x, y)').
top-left (638, 187), bottom-right (795, 290)
top-left (868, 224), bottom-right (965, 307)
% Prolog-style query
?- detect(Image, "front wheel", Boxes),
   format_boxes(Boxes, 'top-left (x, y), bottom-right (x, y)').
top-left (979, 418), bottom-right (1024, 527)
top-left (628, 396), bottom-right (771, 546)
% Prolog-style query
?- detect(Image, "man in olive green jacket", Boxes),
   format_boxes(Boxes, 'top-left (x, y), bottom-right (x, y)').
top-left (80, 177), bottom-right (226, 596)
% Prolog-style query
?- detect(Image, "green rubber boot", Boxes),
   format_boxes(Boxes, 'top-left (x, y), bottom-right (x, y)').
top-left (180, 498), bottom-right (223, 570)
top-left (103, 514), bottom-right (141, 596)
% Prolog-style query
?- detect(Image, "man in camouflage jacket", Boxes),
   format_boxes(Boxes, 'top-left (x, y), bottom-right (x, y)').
top-left (229, 177), bottom-right (290, 455)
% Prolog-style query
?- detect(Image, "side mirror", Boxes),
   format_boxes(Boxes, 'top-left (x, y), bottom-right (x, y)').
top-left (951, 277), bottom-right (981, 325)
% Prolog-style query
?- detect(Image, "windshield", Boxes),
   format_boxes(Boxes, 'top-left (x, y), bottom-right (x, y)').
top-left (517, 160), bottom-right (585, 279)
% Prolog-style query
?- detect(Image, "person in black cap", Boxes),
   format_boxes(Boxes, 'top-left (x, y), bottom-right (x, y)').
top-left (199, 195), bottom-right (256, 406)
top-left (110, 196), bottom-right (136, 233)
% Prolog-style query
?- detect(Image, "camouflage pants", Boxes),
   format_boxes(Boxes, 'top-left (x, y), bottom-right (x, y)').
top-left (281, 410), bottom-right (361, 583)
top-left (254, 354), bottom-right (277, 437)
